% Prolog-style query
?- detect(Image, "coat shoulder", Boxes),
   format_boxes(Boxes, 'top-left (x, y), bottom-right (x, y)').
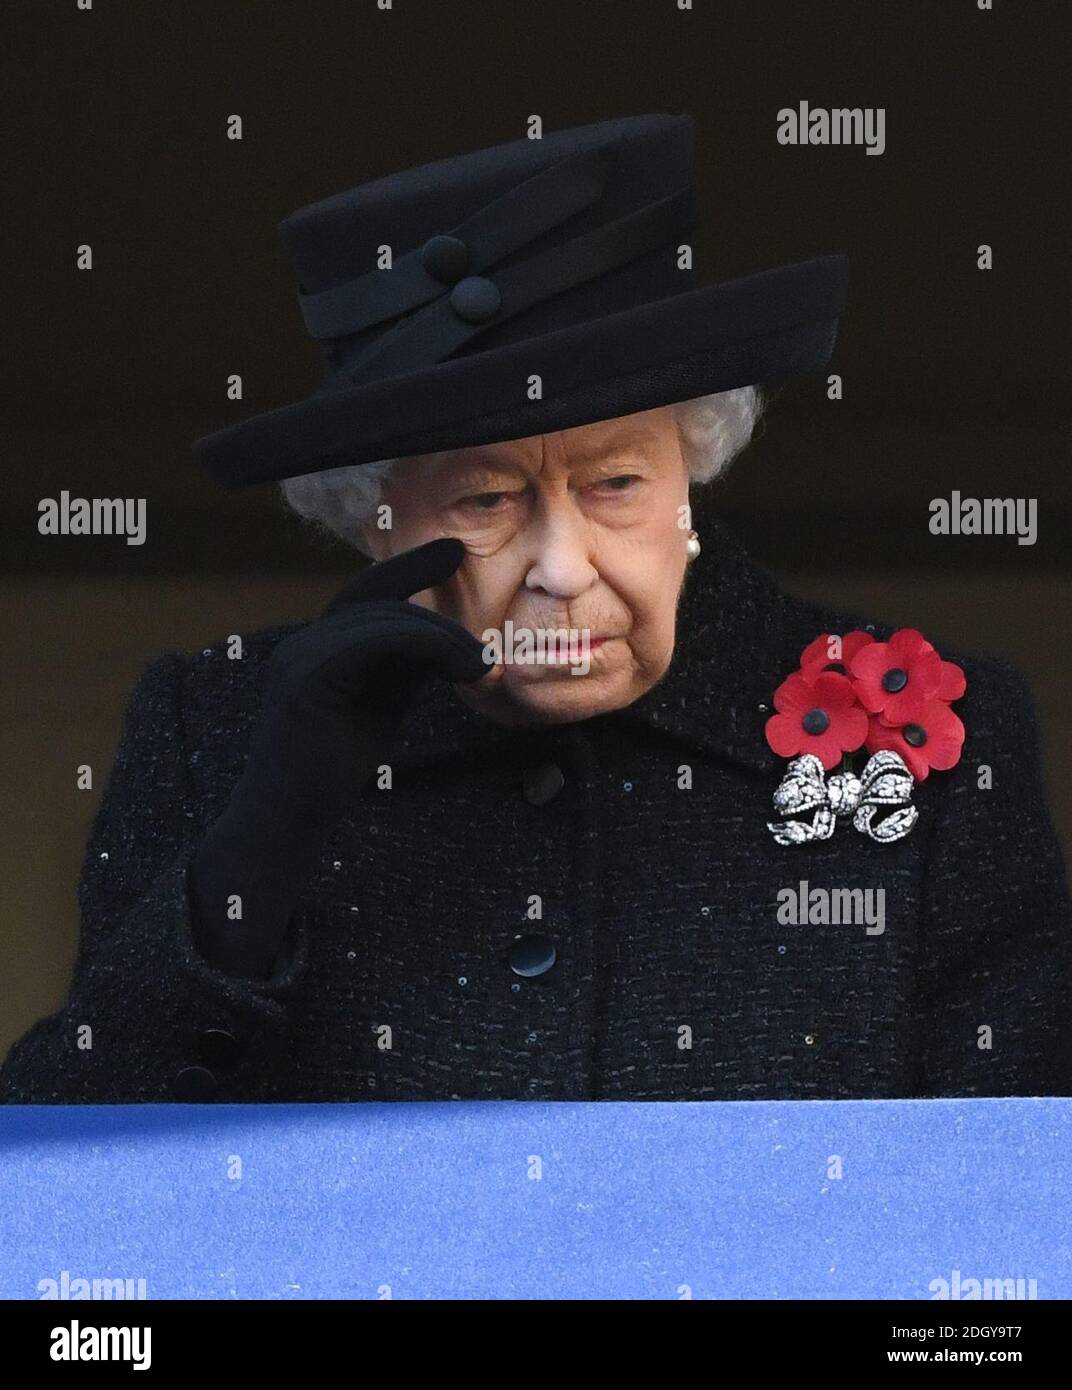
top-left (183, 621), bottom-right (306, 678)
top-left (181, 617), bottom-right (306, 705)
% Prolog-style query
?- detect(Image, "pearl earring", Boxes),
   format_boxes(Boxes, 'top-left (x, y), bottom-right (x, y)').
top-left (685, 529), bottom-right (702, 561)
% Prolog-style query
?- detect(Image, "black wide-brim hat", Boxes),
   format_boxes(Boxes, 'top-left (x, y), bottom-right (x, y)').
top-left (194, 113), bottom-right (850, 487)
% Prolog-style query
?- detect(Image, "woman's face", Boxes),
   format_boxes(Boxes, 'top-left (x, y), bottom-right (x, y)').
top-left (361, 405), bottom-right (693, 725)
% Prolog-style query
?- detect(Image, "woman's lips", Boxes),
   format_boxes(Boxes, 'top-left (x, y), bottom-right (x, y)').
top-left (495, 634), bottom-right (617, 672)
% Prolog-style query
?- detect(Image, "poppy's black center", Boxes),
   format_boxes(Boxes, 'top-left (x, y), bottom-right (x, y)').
top-left (882, 666), bottom-right (908, 693)
top-left (802, 708), bottom-right (830, 735)
top-left (903, 723), bottom-right (928, 747)
top-left (826, 662), bottom-right (846, 675)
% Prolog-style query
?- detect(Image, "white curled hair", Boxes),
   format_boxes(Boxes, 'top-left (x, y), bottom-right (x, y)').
top-left (279, 384), bottom-right (765, 555)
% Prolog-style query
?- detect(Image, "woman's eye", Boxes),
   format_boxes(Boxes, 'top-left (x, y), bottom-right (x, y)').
top-left (593, 475), bottom-right (641, 494)
top-left (462, 491), bottom-right (511, 511)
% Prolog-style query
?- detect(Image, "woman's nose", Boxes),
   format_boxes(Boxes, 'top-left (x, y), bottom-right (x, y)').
top-left (522, 501), bottom-right (599, 600)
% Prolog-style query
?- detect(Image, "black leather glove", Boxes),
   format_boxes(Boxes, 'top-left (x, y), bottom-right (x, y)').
top-left (186, 537), bottom-right (490, 980)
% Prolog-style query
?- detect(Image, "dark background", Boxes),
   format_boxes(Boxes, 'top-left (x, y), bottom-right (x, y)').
top-left (3, 0), bottom-right (1069, 1053)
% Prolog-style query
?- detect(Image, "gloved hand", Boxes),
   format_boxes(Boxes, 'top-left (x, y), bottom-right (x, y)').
top-left (187, 537), bottom-right (491, 980)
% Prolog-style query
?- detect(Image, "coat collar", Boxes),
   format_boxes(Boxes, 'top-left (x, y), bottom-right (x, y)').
top-left (393, 516), bottom-right (834, 775)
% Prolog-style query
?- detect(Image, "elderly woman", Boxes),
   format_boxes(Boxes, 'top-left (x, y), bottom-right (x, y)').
top-left (3, 114), bottom-right (1070, 1103)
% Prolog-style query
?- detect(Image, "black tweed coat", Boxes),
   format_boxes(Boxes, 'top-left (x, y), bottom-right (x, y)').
top-left (3, 520), bottom-right (1071, 1104)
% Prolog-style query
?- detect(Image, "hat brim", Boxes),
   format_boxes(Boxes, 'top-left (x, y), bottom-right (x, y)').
top-left (194, 254), bottom-right (849, 487)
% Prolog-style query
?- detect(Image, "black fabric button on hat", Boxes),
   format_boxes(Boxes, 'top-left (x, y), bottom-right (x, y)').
top-left (421, 233), bottom-right (469, 284)
top-left (522, 761), bottom-right (565, 806)
top-left (172, 1065), bottom-right (219, 1101)
top-left (197, 1028), bottom-right (242, 1069)
top-left (449, 275), bottom-right (502, 324)
top-left (509, 934), bottom-right (557, 978)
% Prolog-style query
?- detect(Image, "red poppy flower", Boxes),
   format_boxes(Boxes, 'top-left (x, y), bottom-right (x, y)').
top-left (765, 671), bottom-right (869, 771)
top-left (864, 700), bottom-right (966, 781)
top-left (849, 627), bottom-right (964, 723)
top-left (799, 629), bottom-right (875, 682)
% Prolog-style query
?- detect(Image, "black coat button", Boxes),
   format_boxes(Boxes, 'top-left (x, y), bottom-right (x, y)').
top-left (172, 1066), bottom-right (219, 1101)
top-left (449, 276), bottom-right (501, 324)
top-left (198, 1028), bottom-right (242, 1069)
top-left (509, 934), bottom-right (557, 978)
top-left (522, 761), bottom-right (565, 806)
top-left (421, 234), bottom-right (469, 285)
